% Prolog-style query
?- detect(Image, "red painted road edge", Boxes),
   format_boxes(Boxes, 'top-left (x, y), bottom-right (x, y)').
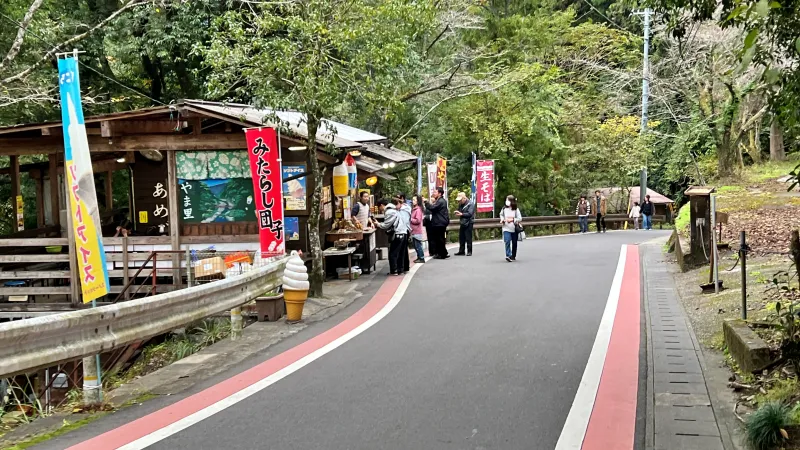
top-left (582, 245), bottom-right (641, 450)
top-left (69, 275), bottom-right (406, 450)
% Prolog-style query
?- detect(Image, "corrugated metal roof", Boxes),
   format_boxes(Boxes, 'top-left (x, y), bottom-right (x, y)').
top-left (185, 101), bottom-right (386, 149)
top-left (361, 142), bottom-right (417, 163)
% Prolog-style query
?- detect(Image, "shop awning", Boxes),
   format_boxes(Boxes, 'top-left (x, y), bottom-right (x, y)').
top-left (360, 143), bottom-right (417, 164)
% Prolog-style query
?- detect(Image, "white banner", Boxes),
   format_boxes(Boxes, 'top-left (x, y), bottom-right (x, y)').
top-left (426, 162), bottom-right (437, 198)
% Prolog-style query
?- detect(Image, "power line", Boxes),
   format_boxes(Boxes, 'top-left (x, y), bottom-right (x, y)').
top-left (0, 11), bottom-right (167, 106)
top-left (578, 0), bottom-right (628, 33)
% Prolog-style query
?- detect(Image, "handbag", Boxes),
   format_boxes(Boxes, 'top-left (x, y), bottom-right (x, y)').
top-left (423, 214), bottom-right (431, 227)
top-left (518, 230), bottom-right (526, 241)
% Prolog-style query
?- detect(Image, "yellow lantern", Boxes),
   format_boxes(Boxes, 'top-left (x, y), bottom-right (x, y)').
top-left (366, 176), bottom-right (378, 186)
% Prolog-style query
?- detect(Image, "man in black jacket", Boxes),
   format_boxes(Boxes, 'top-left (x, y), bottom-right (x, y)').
top-left (641, 194), bottom-right (654, 230)
top-left (454, 192), bottom-right (475, 255)
top-left (425, 187), bottom-right (450, 259)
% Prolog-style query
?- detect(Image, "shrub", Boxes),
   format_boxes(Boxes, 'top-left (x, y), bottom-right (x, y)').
top-left (747, 402), bottom-right (790, 450)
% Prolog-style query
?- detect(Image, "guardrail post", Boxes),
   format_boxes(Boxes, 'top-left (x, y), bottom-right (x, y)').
top-left (185, 249), bottom-right (194, 288)
top-left (82, 355), bottom-right (102, 405)
top-left (231, 307), bottom-right (243, 340)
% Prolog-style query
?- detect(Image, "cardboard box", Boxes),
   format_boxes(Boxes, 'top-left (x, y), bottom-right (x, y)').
top-left (195, 257), bottom-right (226, 279)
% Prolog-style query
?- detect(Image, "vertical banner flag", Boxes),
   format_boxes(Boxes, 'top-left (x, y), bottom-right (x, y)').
top-left (470, 152), bottom-right (477, 204)
top-left (58, 56), bottom-right (109, 303)
top-left (417, 155), bottom-right (423, 197)
top-left (476, 160), bottom-right (495, 213)
top-left (435, 155), bottom-right (448, 197)
top-left (426, 162), bottom-right (437, 197)
top-left (245, 128), bottom-right (285, 256)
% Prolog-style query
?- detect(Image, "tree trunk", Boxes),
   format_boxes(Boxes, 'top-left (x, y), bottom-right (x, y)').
top-left (306, 115), bottom-right (325, 297)
top-left (770, 120), bottom-right (786, 161)
top-left (718, 135), bottom-right (738, 178)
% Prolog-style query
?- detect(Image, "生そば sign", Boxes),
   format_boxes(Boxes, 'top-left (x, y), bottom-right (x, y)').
top-left (476, 160), bottom-right (495, 213)
top-left (57, 56), bottom-right (110, 302)
top-left (245, 128), bottom-right (285, 256)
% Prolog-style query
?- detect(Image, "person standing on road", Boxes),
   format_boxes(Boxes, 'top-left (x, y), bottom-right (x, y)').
top-left (641, 194), bottom-right (654, 230)
top-left (396, 192), bottom-right (412, 273)
top-left (594, 190), bottom-right (607, 233)
top-left (377, 198), bottom-right (400, 275)
top-left (454, 192), bottom-right (475, 256)
top-left (500, 195), bottom-right (522, 262)
top-left (410, 195), bottom-right (426, 263)
top-left (425, 187), bottom-right (450, 259)
top-left (629, 201), bottom-right (641, 230)
top-left (575, 194), bottom-right (591, 234)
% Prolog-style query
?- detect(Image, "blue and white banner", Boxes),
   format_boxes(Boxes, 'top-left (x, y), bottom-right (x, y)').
top-left (58, 56), bottom-right (110, 302)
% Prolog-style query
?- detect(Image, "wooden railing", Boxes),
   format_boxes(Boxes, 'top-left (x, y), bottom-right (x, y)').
top-left (446, 214), bottom-right (667, 232)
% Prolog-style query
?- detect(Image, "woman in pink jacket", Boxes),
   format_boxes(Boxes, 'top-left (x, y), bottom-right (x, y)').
top-left (410, 195), bottom-right (426, 263)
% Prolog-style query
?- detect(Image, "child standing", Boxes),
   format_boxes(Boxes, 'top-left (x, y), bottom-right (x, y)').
top-left (629, 202), bottom-right (641, 230)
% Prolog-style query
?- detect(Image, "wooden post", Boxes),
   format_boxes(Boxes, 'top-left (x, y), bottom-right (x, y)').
top-left (105, 171), bottom-right (113, 211)
top-left (122, 236), bottom-right (130, 301)
top-left (48, 154), bottom-right (60, 227)
top-left (35, 175), bottom-right (45, 228)
top-left (10, 156), bottom-right (20, 230)
top-left (166, 151), bottom-right (181, 287)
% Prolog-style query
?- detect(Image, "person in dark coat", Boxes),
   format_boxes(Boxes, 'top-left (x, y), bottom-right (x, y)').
top-left (424, 187), bottom-right (450, 259)
top-left (641, 194), bottom-right (655, 230)
top-left (454, 192), bottom-right (475, 255)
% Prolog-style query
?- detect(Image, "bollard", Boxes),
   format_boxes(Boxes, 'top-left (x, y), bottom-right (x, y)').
top-left (741, 231), bottom-right (747, 320)
top-left (82, 355), bottom-right (102, 406)
top-left (231, 307), bottom-right (243, 340)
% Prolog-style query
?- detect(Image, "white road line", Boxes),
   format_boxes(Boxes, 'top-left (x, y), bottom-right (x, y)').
top-left (119, 263), bottom-right (422, 450)
top-left (554, 245), bottom-right (628, 450)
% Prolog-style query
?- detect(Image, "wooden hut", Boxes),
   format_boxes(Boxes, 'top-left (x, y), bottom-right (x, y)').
top-left (0, 100), bottom-right (415, 318)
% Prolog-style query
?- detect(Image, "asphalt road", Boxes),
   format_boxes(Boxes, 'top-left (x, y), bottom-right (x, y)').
top-left (155, 231), bottom-right (663, 450)
top-left (39, 230), bottom-right (668, 450)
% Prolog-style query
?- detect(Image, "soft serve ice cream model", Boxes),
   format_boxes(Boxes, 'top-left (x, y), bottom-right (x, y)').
top-left (282, 251), bottom-right (310, 322)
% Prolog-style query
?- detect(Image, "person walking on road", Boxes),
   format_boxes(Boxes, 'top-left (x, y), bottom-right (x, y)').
top-left (641, 194), bottom-right (654, 230)
top-left (410, 195), bottom-right (426, 263)
top-left (500, 195), bottom-right (522, 262)
top-left (425, 187), bottom-right (450, 259)
top-left (396, 193), bottom-right (412, 273)
top-left (629, 201), bottom-right (641, 230)
top-left (454, 192), bottom-right (475, 256)
top-left (575, 194), bottom-right (591, 234)
top-left (594, 190), bottom-right (607, 233)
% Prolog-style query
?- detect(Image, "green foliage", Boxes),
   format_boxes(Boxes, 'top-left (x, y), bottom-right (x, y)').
top-left (746, 402), bottom-right (790, 450)
top-left (192, 319), bottom-right (230, 348)
top-left (674, 203), bottom-right (690, 235)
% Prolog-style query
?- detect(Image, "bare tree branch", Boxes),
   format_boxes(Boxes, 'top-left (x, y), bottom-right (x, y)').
top-left (0, 0), bottom-right (148, 86)
top-left (0, 0), bottom-right (45, 72)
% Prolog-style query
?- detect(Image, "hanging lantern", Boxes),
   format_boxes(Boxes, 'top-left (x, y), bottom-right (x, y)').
top-left (366, 176), bottom-right (378, 186)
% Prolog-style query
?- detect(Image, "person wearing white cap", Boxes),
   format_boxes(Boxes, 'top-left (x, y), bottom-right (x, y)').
top-left (454, 191), bottom-right (475, 256)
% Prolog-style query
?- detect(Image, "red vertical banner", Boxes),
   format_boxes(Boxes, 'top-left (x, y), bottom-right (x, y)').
top-left (245, 128), bottom-right (285, 256)
top-left (476, 160), bottom-right (494, 212)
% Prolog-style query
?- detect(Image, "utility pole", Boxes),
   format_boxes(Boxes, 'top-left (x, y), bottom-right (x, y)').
top-left (634, 8), bottom-right (652, 205)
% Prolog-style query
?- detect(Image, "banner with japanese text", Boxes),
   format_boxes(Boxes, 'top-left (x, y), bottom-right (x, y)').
top-left (245, 128), bottom-right (285, 256)
top-left (435, 155), bottom-right (448, 197)
top-left (58, 56), bottom-right (109, 303)
top-left (426, 162), bottom-right (437, 197)
top-left (476, 160), bottom-right (495, 213)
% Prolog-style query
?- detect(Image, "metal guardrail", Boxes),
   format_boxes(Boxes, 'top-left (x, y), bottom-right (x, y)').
top-left (0, 256), bottom-right (288, 378)
top-left (446, 214), bottom-right (667, 231)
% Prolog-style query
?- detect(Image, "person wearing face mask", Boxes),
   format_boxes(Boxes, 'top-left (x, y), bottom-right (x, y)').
top-left (499, 195), bottom-right (522, 262)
